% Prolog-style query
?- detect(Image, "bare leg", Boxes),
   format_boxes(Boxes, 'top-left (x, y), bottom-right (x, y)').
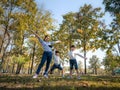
top-left (61, 70), bottom-right (64, 77)
top-left (76, 69), bottom-right (79, 76)
top-left (76, 69), bottom-right (80, 79)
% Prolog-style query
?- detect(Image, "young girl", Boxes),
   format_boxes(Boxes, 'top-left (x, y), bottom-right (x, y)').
top-left (31, 31), bottom-right (61, 78)
top-left (49, 49), bottom-right (64, 77)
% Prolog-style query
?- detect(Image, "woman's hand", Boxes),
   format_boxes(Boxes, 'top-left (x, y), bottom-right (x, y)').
top-left (30, 30), bottom-right (40, 38)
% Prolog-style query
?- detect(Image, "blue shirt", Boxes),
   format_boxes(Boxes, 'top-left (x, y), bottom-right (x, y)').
top-left (38, 37), bottom-right (55, 52)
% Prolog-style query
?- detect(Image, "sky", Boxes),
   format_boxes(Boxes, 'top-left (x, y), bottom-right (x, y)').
top-left (35, 0), bottom-right (113, 68)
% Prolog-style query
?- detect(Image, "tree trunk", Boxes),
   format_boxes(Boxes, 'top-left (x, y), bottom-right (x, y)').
top-left (0, 29), bottom-right (7, 53)
top-left (84, 48), bottom-right (87, 74)
top-left (117, 43), bottom-right (120, 54)
top-left (20, 34), bottom-right (25, 55)
top-left (5, 59), bottom-right (9, 73)
top-left (16, 63), bottom-right (22, 74)
top-left (95, 66), bottom-right (97, 75)
top-left (28, 62), bottom-right (31, 74)
top-left (83, 35), bottom-right (87, 74)
top-left (83, 26), bottom-right (87, 74)
top-left (12, 63), bottom-right (15, 73)
top-left (1, 30), bottom-right (11, 64)
top-left (30, 42), bottom-right (36, 74)
top-left (0, 31), bottom-right (11, 73)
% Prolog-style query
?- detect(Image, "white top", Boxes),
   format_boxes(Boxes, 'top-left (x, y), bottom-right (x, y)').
top-left (53, 50), bottom-right (63, 65)
top-left (68, 49), bottom-right (84, 60)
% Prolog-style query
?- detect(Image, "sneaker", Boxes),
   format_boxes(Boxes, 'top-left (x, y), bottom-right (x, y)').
top-left (44, 74), bottom-right (48, 78)
top-left (33, 74), bottom-right (38, 79)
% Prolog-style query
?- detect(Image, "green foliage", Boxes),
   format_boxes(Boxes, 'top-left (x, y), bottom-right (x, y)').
top-left (103, 0), bottom-right (120, 55)
top-left (0, 0), bottom-right (54, 74)
top-left (11, 55), bottom-right (29, 65)
top-left (89, 55), bottom-right (101, 74)
top-left (103, 0), bottom-right (120, 15)
top-left (102, 52), bottom-right (120, 74)
top-left (57, 4), bottom-right (104, 74)
top-left (58, 4), bottom-right (104, 52)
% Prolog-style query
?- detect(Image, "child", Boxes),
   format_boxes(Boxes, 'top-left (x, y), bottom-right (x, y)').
top-left (68, 45), bottom-right (87, 79)
top-left (31, 31), bottom-right (61, 79)
top-left (49, 49), bottom-right (64, 77)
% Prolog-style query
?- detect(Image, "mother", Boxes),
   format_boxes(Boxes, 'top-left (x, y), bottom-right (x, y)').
top-left (31, 31), bottom-right (61, 78)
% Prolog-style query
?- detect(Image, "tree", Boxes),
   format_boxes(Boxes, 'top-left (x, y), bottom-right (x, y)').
top-left (89, 55), bottom-right (101, 75)
top-left (0, 0), bottom-right (54, 74)
top-left (103, 0), bottom-right (120, 55)
top-left (103, 0), bottom-right (120, 15)
top-left (102, 52), bottom-right (120, 75)
top-left (58, 4), bottom-right (104, 74)
top-left (15, 55), bottom-right (29, 74)
top-left (0, 0), bottom-right (37, 65)
top-left (26, 9), bottom-right (54, 74)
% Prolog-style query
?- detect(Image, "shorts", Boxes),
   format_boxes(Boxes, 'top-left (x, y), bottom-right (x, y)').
top-left (50, 64), bottom-right (63, 72)
top-left (69, 59), bottom-right (78, 70)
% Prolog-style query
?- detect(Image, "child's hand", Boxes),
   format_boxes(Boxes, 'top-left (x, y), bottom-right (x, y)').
top-left (57, 40), bottom-right (61, 43)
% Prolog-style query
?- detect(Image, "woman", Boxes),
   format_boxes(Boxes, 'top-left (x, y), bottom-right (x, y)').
top-left (31, 31), bottom-right (61, 78)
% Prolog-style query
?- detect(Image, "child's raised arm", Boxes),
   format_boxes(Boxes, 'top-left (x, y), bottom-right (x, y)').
top-left (75, 53), bottom-right (87, 60)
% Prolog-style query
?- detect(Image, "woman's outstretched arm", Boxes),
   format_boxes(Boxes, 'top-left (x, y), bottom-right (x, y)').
top-left (30, 30), bottom-right (44, 44)
top-left (30, 30), bottom-right (40, 38)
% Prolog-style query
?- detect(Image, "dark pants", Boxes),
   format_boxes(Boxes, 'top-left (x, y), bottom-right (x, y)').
top-left (50, 64), bottom-right (63, 72)
top-left (36, 51), bottom-right (52, 75)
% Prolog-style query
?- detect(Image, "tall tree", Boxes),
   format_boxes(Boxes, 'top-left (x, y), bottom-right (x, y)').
top-left (102, 52), bottom-right (120, 75)
top-left (89, 55), bottom-right (101, 75)
top-left (0, 0), bottom-right (37, 65)
top-left (103, 0), bottom-right (120, 15)
top-left (27, 9), bottom-right (54, 74)
top-left (59, 4), bottom-right (104, 74)
top-left (103, 0), bottom-right (120, 55)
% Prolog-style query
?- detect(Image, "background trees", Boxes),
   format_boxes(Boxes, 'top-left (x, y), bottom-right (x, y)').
top-left (0, 0), bottom-right (119, 75)
top-left (102, 0), bottom-right (120, 55)
top-left (58, 4), bottom-right (104, 74)
top-left (89, 55), bottom-right (101, 75)
top-left (99, 0), bottom-right (120, 74)
top-left (0, 0), bottom-right (54, 74)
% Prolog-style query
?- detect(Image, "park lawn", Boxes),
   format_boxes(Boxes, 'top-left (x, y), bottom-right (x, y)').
top-left (0, 74), bottom-right (120, 90)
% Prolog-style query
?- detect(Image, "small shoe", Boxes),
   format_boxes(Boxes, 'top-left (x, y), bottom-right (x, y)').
top-left (44, 74), bottom-right (48, 78)
top-left (33, 74), bottom-right (38, 79)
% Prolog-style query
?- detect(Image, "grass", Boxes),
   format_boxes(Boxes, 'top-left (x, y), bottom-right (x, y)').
top-left (0, 74), bottom-right (120, 90)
